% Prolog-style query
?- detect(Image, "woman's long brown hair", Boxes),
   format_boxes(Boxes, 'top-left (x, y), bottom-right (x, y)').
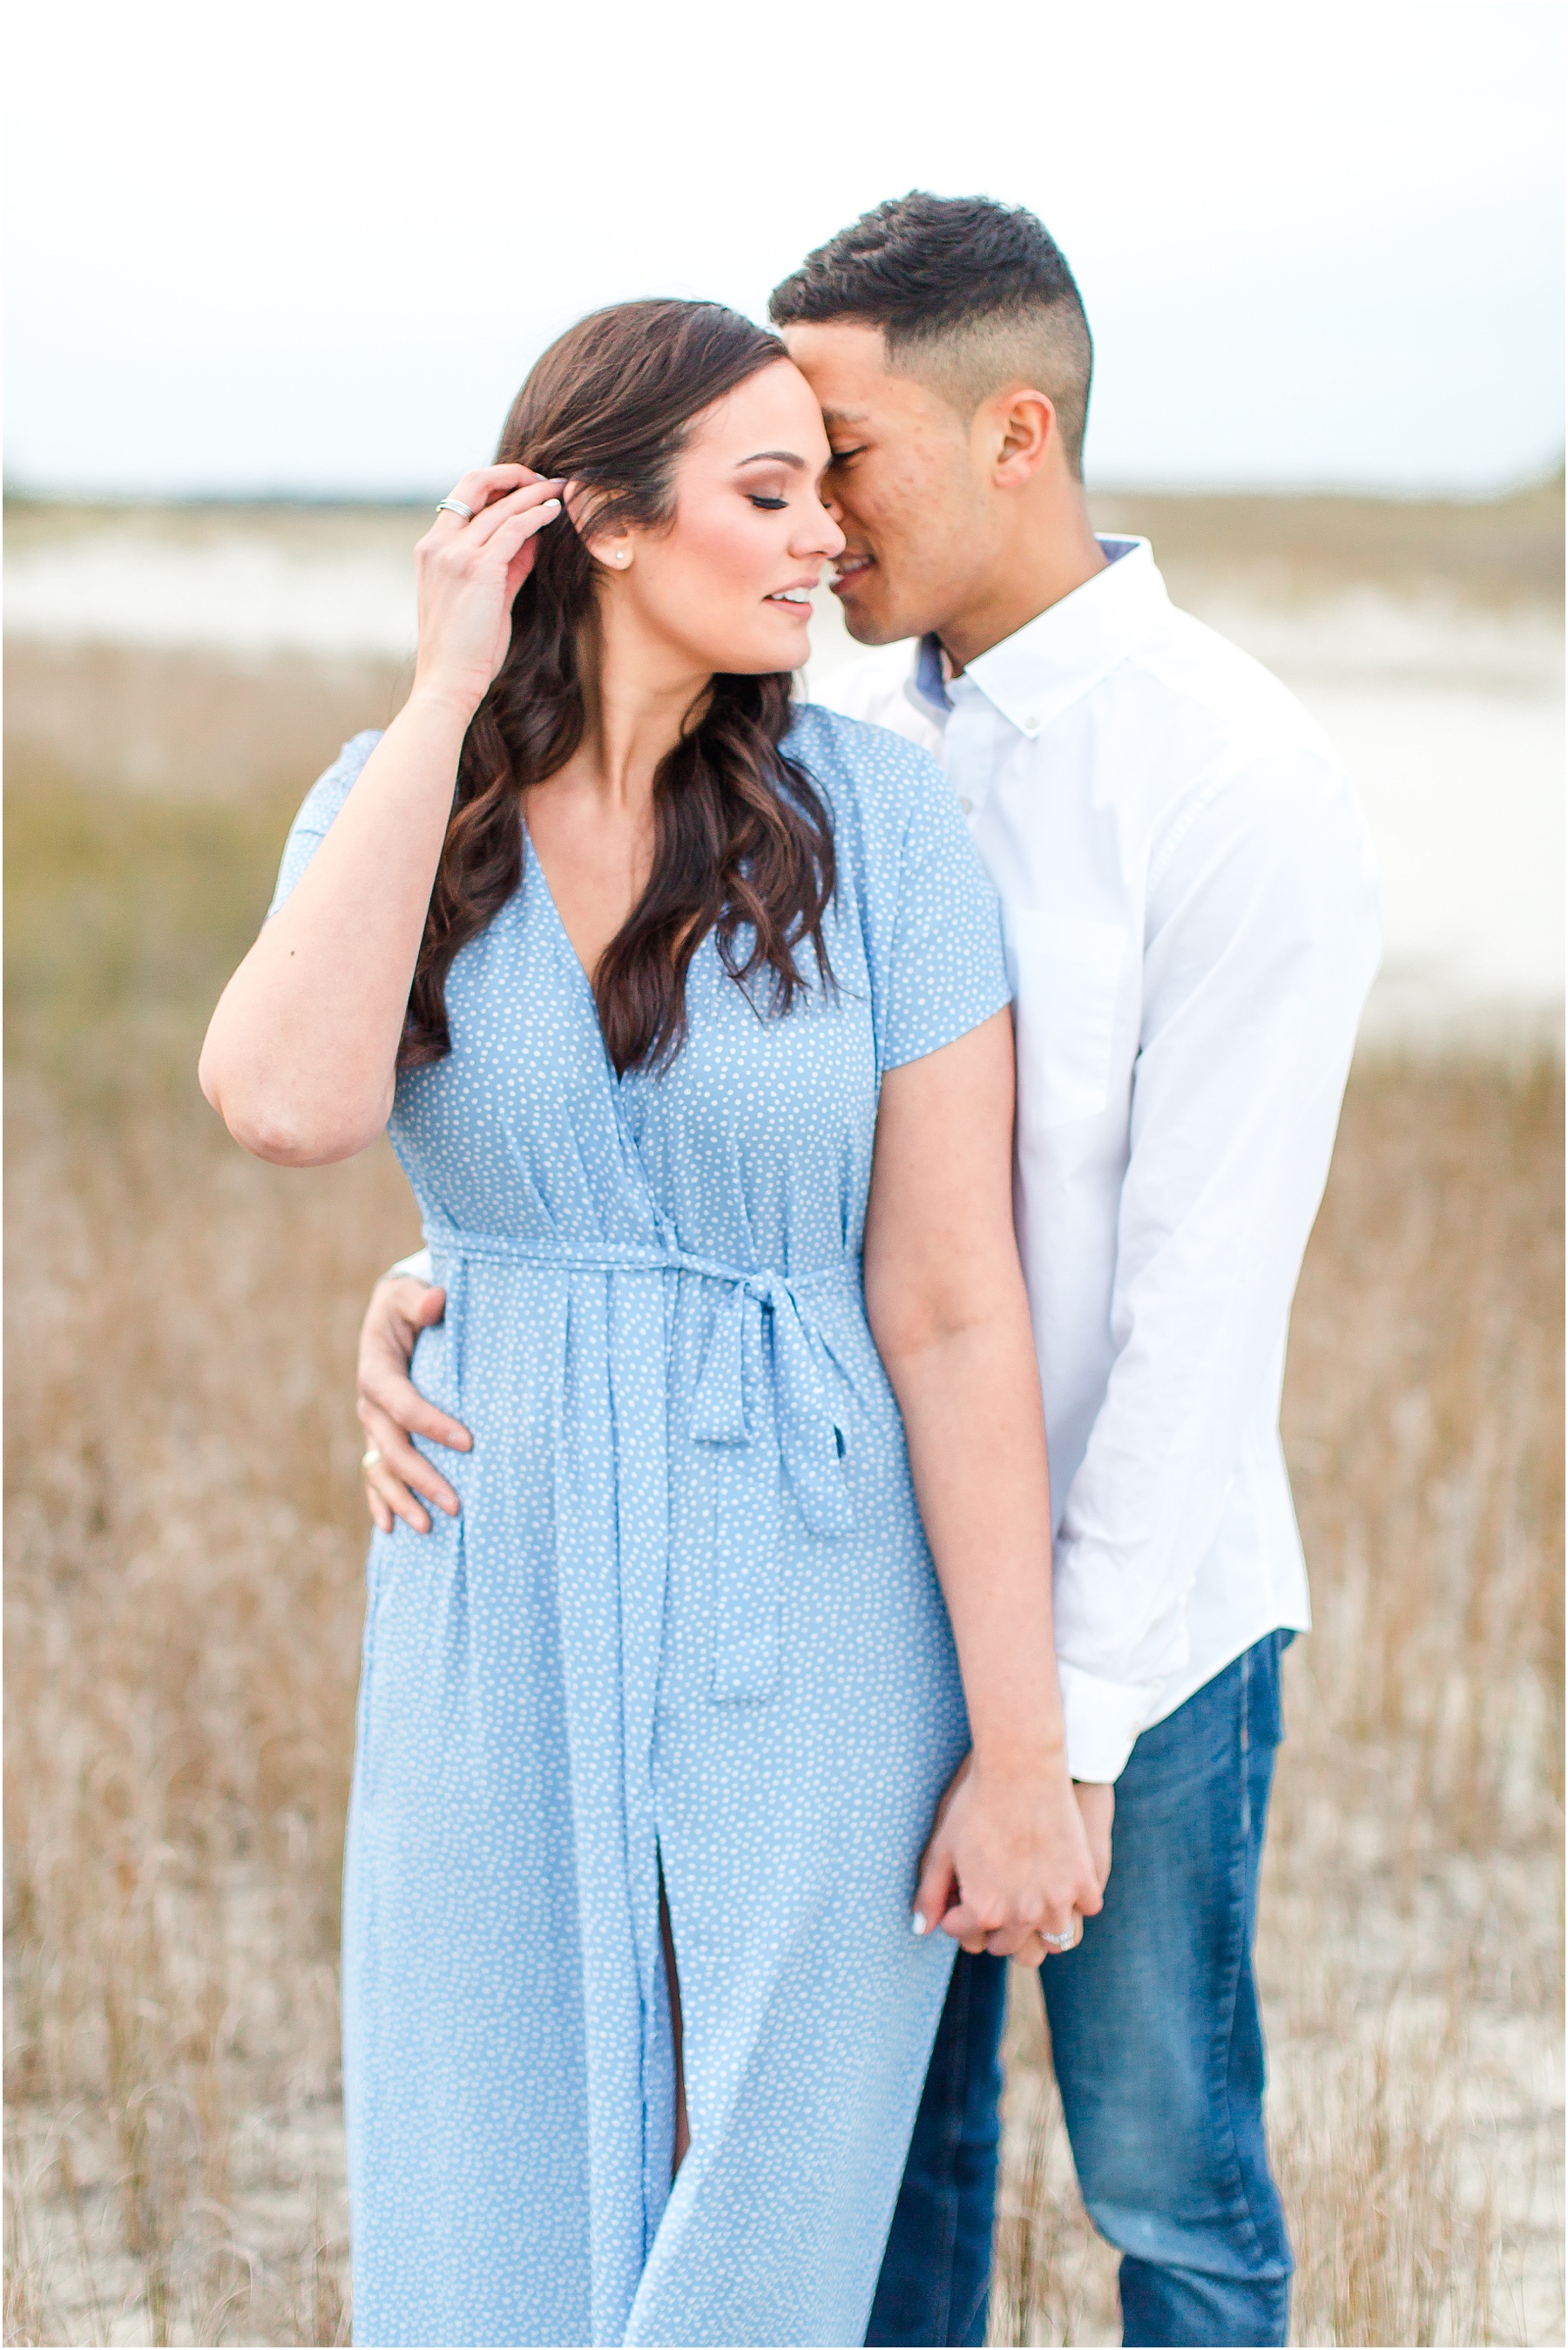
top-left (401, 300), bottom-right (835, 1076)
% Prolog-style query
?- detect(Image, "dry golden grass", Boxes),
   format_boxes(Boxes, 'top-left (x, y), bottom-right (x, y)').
top-left (4, 768), bottom-right (407, 2347)
top-left (3, 647), bottom-right (409, 807)
top-left (4, 714), bottom-right (1563, 2344)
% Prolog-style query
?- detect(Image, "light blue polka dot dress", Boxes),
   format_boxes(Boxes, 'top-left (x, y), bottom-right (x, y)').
top-left (271, 705), bottom-right (1011, 2348)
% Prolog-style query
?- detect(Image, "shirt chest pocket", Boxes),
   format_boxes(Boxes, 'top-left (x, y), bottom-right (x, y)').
top-left (1004, 909), bottom-right (1129, 1132)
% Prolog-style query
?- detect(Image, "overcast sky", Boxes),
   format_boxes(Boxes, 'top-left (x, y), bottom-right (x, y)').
top-left (6, 0), bottom-right (1562, 499)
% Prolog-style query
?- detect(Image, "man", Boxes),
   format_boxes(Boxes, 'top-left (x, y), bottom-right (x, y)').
top-left (356, 195), bottom-right (1381, 2347)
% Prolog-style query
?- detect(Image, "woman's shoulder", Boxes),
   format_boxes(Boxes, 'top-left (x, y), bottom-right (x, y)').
top-left (785, 706), bottom-right (1008, 1062)
top-left (783, 701), bottom-right (956, 853)
top-left (268, 729), bottom-right (384, 915)
top-left (293, 728), bottom-right (385, 835)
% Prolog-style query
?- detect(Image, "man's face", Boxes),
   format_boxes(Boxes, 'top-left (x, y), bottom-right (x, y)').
top-left (781, 321), bottom-right (990, 647)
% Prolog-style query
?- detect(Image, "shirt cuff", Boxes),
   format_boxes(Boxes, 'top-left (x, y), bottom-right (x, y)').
top-left (1058, 1661), bottom-right (1159, 1783)
top-left (385, 1246), bottom-right (433, 1284)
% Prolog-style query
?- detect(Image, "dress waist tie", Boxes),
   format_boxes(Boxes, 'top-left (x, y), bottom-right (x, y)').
top-left (422, 1219), bottom-right (858, 1703)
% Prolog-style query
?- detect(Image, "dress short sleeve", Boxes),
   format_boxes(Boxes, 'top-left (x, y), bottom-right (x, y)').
top-left (267, 730), bottom-right (383, 914)
top-left (877, 748), bottom-right (1011, 1071)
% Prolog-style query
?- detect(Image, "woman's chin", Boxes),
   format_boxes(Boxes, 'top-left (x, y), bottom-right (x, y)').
top-left (758, 614), bottom-right (815, 670)
top-left (710, 626), bottom-right (812, 676)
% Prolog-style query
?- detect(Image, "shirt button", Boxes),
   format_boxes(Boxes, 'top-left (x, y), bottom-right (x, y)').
top-left (958, 795), bottom-right (973, 815)
top-left (1024, 715), bottom-right (1041, 734)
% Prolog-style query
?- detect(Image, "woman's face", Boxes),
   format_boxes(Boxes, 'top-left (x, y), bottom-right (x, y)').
top-left (600, 360), bottom-right (846, 674)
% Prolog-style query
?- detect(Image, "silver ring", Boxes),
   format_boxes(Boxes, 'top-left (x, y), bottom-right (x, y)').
top-left (435, 497), bottom-right (475, 521)
top-left (1041, 1925), bottom-right (1077, 1951)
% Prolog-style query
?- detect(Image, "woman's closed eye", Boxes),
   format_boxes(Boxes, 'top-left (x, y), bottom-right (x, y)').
top-left (748, 494), bottom-right (788, 511)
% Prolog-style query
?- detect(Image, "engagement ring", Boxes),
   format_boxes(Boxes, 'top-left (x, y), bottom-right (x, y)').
top-left (361, 1446), bottom-right (384, 1471)
top-left (435, 497), bottom-right (475, 520)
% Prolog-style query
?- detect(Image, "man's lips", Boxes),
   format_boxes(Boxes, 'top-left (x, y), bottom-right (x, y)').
top-left (831, 552), bottom-right (875, 595)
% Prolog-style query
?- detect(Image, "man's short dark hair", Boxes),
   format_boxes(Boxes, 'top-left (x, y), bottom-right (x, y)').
top-left (769, 192), bottom-right (1094, 478)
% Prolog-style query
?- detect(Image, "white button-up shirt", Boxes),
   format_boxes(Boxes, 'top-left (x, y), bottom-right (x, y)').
top-left (814, 538), bottom-right (1382, 1780)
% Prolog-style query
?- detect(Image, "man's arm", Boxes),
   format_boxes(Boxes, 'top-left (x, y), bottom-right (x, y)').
top-left (1051, 748), bottom-right (1382, 1782)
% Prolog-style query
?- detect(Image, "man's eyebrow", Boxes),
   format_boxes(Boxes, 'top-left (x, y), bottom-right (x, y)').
top-left (734, 449), bottom-right (806, 469)
top-left (819, 408), bottom-right (868, 427)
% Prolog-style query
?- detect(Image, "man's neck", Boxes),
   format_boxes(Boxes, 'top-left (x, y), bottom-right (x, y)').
top-left (938, 498), bottom-right (1108, 673)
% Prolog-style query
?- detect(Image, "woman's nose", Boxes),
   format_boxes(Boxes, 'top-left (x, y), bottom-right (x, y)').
top-left (797, 499), bottom-right (846, 560)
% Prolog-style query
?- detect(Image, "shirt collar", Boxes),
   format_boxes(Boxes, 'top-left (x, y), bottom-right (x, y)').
top-left (913, 631), bottom-right (951, 713)
top-left (910, 536), bottom-right (1167, 735)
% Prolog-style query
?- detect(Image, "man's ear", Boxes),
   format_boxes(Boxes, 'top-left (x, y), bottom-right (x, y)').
top-left (988, 388), bottom-right (1056, 487)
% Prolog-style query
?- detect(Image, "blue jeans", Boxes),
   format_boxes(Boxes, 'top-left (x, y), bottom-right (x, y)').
top-left (867, 1632), bottom-right (1294, 2349)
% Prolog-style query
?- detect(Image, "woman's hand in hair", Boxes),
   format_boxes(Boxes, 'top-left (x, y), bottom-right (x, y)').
top-left (411, 465), bottom-right (565, 718)
top-left (202, 469), bottom-right (561, 1166)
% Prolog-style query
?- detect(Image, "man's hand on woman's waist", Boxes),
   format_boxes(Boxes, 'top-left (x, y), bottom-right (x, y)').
top-left (358, 1274), bottom-right (471, 1535)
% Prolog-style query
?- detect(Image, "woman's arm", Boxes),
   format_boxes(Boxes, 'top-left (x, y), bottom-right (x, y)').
top-left (864, 1006), bottom-right (1103, 1962)
top-left (199, 466), bottom-right (563, 1165)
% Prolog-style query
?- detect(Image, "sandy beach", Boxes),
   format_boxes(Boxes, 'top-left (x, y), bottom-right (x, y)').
top-left (6, 484), bottom-right (1561, 1051)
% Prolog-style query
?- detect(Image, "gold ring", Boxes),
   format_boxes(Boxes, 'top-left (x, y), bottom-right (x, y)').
top-left (361, 1446), bottom-right (383, 1472)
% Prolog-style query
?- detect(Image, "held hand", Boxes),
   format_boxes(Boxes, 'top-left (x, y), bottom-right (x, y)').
top-left (1074, 1778), bottom-right (1115, 1896)
top-left (357, 1276), bottom-right (474, 1535)
top-left (911, 1747), bottom-right (1103, 1969)
top-left (411, 465), bottom-right (566, 717)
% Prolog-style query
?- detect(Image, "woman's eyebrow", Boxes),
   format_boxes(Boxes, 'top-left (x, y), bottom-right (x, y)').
top-left (734, 450), bottom-right (806, 469)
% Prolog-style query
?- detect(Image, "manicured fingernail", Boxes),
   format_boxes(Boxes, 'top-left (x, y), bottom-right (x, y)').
top-left (911, 1911), bottom-right (928, 1937)
top-left (542, 499), bottom-right (561, 514)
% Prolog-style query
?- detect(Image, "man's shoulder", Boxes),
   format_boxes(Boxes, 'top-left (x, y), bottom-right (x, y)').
top-left (1125, 603), bottom-right (1343, 788)
top-left (806, 642), bottom-right (931, 740)
top-left (1126, 609), bottom-right (1377, 897)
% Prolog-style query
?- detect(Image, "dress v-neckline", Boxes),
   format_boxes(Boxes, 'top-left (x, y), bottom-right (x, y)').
top-left (523, 824), bottom-right (632, 1092)
top-left (521, 826), bottom-right (686, 1252)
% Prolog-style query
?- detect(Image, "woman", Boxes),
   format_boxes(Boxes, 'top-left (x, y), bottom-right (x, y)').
top-left (200, 300), bottom-right (1099, 2348)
